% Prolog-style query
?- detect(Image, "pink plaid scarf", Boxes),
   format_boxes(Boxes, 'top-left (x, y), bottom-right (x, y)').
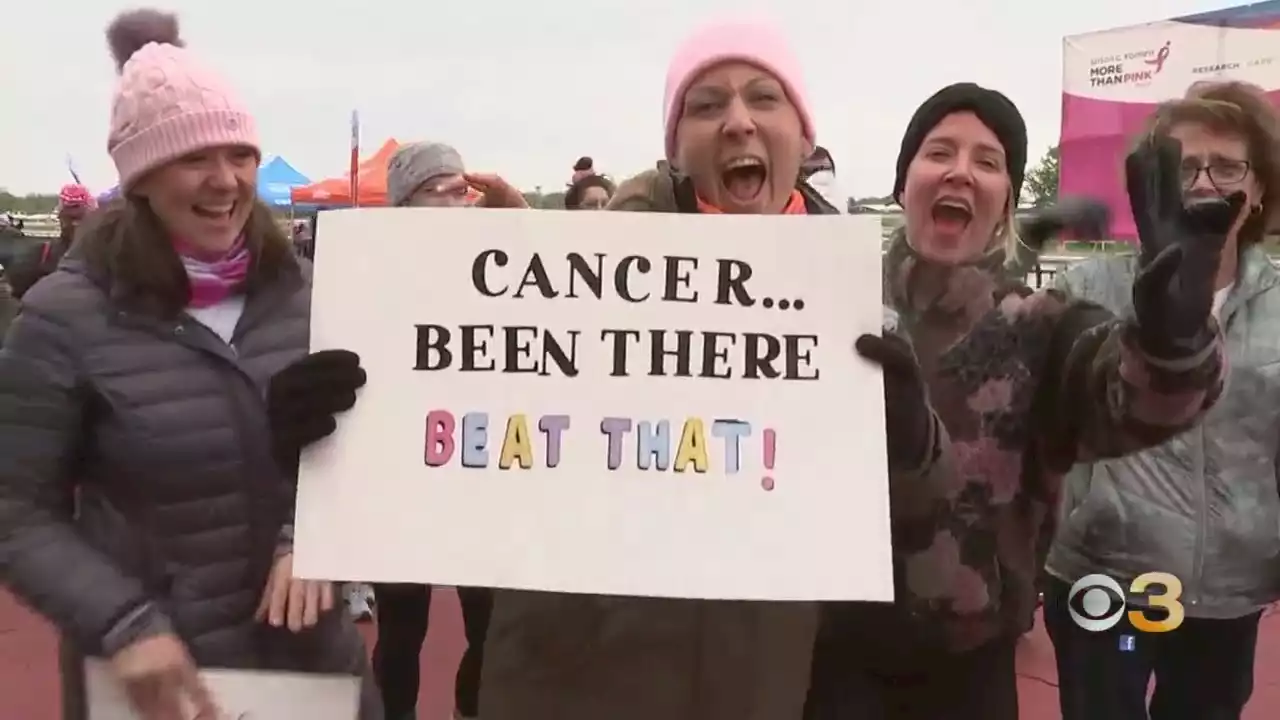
top-left (173, 236), bottom-right (251, 308)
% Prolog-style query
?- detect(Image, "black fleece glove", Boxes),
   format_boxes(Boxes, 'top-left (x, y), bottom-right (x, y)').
top-left (267, 349), bottom-right (367, 477)
top-left (1020, 195), bottom-right (1112, 249)
top-left (1126, 134), bottom-right (1245, 360)
top-left (855, 333), bottom-right (933, 472)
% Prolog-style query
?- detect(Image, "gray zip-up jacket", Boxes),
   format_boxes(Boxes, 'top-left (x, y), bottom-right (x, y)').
top-left (1047, 246), bottom-right (1280, 618)
top-left (0, 256), bottom-right (380, 719)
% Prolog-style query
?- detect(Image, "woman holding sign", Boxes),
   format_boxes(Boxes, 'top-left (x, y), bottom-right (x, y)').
top-left (0, 10), bottom-right (379, 720)
top-left (476, 19), bottom-right (838, 720)
top-left (803, 83), bottom-right (1231, 719)
top-left (603, 28), bottom-right (837, 217)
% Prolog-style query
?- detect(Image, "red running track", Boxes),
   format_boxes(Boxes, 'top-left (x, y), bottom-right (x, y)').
top-left (2, 588), bottom-right (1277, 719)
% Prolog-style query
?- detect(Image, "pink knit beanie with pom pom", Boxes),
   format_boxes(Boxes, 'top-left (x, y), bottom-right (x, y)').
top-left (106, 9), bottom-right (259, 189)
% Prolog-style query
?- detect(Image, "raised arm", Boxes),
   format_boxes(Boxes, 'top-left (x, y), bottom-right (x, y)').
top-left (0, 302), bottom-right (172, 655)
top-left (1031, 134), bottom-right (1244, 470)
top-left (1032, 293), bottom-right (1223, 471)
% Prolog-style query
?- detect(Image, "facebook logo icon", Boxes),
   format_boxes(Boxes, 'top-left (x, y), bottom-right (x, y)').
top-left (1119, 635), bottom-right (1136, 652)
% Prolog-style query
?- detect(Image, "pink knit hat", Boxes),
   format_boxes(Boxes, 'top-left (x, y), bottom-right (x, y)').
top-left (105, 9), bottom-right (259, 190)
top-left (662, 21), bottom-right (815, 161)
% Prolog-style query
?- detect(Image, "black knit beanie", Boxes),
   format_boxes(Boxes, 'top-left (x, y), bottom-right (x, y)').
top-left (892, 82), bottom-right (1027, 205)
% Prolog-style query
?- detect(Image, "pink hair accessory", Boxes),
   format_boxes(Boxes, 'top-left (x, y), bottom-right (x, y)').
top-left (58, 183), bottom-right (97, 210)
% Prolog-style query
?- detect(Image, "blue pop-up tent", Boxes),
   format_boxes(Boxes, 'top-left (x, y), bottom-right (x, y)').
top-left (97, 185), bottom-right (120, 203)
top-left (93, 156), bottom-right (310, 207)
top-left (258, 156), bottom-right (310, 207)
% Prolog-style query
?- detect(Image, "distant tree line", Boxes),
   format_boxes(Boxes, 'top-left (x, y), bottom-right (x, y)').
top-left (0, 191), bottom-right (58, 214)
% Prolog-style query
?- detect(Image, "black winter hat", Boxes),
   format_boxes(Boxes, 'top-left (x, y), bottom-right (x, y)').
top-left (892, 82), bottom-right (1027, 206)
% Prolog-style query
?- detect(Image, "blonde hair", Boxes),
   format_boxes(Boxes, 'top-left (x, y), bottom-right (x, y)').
top-left (1137, 80), bottom-right (1280, 245)
top-left (982, 194), bottom-right (1022, 264)
top-left (1000, 199), bottom-right (1022, 258)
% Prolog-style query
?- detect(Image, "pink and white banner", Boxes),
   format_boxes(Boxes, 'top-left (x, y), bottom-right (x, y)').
top-left (1060, 2), bottom-right (1280, 239)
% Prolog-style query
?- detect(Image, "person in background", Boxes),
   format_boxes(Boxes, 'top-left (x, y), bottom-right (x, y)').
top-left (388, 141), bottom-right (528, 211)
top-left (0, 216), bottom-right (25, 347)
top-left (801, 145), bottom-right (844, 211)
top-left (564, 173), bottom-right (615, 209)
top-left (571, 155), bottom-right (594, 184)
top-left (803, 82), bottom-right (1228, 720)
top-left (0, 218), bottom-right (21, 343)
top-left (387, 142), bottom-right (470, 210)
top-left (0, 262), bottom-right (14, 344)
top-left (1043, 79), bottom-right (1280, 720)
top-left (307, 213), bottom-right (321, 259)
top-left (290, 218), bottom-right (312, 259)
top-left (366, 138), bottom-right (521, 720)
top-left (6, 183), bottom-right (97, 299)
top-left (0, 10), bottom-right (380, 720)
top-left (478, 21), bottom-right (837, 720)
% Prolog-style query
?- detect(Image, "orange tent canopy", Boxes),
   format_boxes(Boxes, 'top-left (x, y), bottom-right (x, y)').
top-left (290, 139), bottom-right (400, 206)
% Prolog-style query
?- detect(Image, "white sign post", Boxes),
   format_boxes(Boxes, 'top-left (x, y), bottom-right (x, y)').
top-left (294, 209), bottom-right (893, 602)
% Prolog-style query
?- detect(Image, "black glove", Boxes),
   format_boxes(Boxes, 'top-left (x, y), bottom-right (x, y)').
top-left (855, 333), bottom-right (933, 472)
top-left (1020, 196), bottom-right (1112, 249)
top-left (266, 349), bottom-right (367, 476)
top-left (1126, 134), bottom-right (1246, 359)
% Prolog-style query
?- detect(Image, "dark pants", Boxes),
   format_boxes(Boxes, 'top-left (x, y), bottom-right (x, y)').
top-left (804, 634), bottom-right (1019, 720)
top-left (372, 584), bottom-right (493, 719)
top-left (1043, 576), bottom-right (1261, 720)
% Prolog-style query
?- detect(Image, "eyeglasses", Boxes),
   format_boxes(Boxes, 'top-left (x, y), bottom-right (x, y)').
top-left (1179, 159), bottom-right (1250, 187)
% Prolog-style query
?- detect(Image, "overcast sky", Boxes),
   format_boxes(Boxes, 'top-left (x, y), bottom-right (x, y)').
top-left (0, 0), bottom-right (1234, 198)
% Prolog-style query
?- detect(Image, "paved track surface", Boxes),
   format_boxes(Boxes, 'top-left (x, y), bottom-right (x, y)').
top-left (3, 589), bottom-right (1277, 719)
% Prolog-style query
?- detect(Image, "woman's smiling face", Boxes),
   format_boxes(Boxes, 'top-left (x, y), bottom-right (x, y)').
top-left (901, 111), bottom-right (1011, 264)
top-left (134, 144), bottom-right (259, 254)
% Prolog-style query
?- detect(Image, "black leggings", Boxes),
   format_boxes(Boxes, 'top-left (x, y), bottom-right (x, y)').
top-left (371, 584), bottom-right (493, 718)
top-left (1043, 576), bottom-right (1260, 720)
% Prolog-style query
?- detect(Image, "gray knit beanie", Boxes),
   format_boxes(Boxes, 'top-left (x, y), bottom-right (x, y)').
top-left (387, 141), bottom-right (465, 206)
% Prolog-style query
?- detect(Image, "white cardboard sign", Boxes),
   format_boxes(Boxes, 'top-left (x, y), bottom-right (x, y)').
top-left (85, 659), bottom-right (360, 719)
top-left (294, 208), bottom-right (893, 602)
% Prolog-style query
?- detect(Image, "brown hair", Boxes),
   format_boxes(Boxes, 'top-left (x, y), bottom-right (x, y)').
top-left (1137, 80), bottom-right (1280, 246)
top-left (74, 197), bottom-right (297, 318)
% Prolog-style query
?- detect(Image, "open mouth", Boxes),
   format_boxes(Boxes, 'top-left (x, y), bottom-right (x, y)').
top-left (721, 156), bottom-right (768, 203)
top-left (931, 197), bottom-right (973, 234)
top-left (191, 202), bottom-right (236, 222)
